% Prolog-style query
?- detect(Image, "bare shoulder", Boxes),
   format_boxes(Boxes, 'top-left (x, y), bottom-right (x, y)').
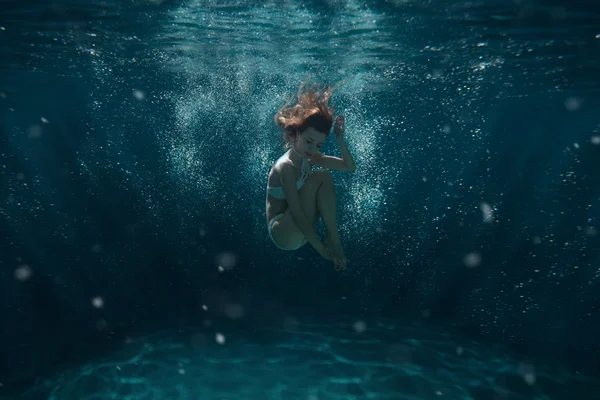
top-left (273, 153), bottom-right (293, 173)
top-left (268, 153), bottom-right (292, 186)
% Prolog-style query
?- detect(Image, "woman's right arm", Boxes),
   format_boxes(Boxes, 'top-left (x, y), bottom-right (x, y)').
top-left (279, 164), bottom-right (330, 259)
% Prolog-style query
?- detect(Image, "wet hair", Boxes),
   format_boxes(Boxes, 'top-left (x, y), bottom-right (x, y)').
top-left (274, 81), bottom-right (336, 148)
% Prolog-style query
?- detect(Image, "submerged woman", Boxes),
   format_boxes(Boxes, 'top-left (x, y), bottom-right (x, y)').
top-left (266, 83), bottom-right (355, 271)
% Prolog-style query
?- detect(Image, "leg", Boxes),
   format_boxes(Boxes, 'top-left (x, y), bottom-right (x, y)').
top-left (298, 169), bottom-right (335, 234)
top-left (302, 170), bottom-right (347, 268)
top-left (270, 169), bottom-right (330, 250)
top-left (314, 171), bottom-right (341, 243)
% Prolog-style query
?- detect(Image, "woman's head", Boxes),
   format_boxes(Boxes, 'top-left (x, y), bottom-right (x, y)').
top-left (274, 81), bottom-right (336, 151)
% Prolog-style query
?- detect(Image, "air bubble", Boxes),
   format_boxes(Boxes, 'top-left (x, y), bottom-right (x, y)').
top-left (14, 265), bottom-right (33, 281)
top-left (29, 125), bottom-right (43, 139)
top-left (464, 252), bottom-right (482, 268)
top-left (224, 303), bottom-right (244, 319)
top-left (91, 297), bottom-right (104, 308)
top-left (353, 320), bottom-right (367, 333)
top-left (565, 97), bottom-right (583, 111)
top-left (480, 202), bottom-right (494, 223)
top-left (133, 90), bottom-right (145, 100)
top-left (216, 251), bottom-right (237, 270)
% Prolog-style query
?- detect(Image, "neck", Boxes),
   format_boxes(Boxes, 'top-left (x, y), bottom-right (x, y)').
top-left (290, 143), bottom-right (304, 164)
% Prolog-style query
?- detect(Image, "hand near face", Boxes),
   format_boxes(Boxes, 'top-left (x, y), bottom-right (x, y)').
top-left (334, 115), bottom-right (344, 138)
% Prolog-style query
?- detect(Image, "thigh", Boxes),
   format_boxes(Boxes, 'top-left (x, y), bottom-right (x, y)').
top-left (271, 170), bottom-right (331, 245)
top-left (270, 209), bottom-right (304, 248)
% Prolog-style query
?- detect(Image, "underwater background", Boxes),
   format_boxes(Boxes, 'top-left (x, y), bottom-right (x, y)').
top-left (1, 0), bottom-right (600, 398)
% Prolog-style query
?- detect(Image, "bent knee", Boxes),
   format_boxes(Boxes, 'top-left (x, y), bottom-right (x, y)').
top-left (313, 168), bottom-right (333, 184)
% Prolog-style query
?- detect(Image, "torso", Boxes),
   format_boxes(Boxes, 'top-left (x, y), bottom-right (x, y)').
top-left (265, 150), bottom-right (313, 225)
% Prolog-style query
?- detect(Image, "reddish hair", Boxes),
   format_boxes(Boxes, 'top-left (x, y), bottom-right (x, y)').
top-left (274, 81), bottom-right (336, 148)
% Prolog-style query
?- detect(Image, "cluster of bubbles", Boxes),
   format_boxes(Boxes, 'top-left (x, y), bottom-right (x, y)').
top-left (153, 28), bottom-right (397, 249)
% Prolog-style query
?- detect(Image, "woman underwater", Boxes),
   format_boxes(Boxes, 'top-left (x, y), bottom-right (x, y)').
top-left (266, 82), bottom-right (355, 271)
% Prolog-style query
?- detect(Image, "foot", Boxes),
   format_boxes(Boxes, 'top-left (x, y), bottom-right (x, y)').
top-left (324, 235), bottom-right (347, 270)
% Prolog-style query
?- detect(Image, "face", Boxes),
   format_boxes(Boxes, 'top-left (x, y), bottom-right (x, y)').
top-left (297, 127), bottom-right (327, 158)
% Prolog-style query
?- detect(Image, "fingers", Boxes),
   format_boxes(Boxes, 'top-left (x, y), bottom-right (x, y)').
top-left (335, 116), bottom-right (345, 135)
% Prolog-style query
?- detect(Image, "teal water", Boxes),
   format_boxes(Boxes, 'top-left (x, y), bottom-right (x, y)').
top-left (1, 0), bottom-right (599, 398)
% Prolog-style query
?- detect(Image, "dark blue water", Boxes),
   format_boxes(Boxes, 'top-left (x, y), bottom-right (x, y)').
top-left (1, 0), bottom-right (600, 399)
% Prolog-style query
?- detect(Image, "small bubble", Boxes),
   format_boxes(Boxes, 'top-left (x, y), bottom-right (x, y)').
top-left (199, 228), bottom-right (206, 237)
top-left (0, 26), bottom-right (4, 31)
top-left (464, 252), bottom-right (482, 268)
top-left (524, 373), bottom-right (536, 385)
top-left (596, 33), bottom-right (600, 39)
top-left (91, 296), bottom-right (104, 309)
top-left (443, 125), bottom-right (451, 134)
top-left (215, 333), bottom-right (225, 344)
top-left (591, 136), bottom-right (600, 145)
top-left (133, 90), bottom-right (145, 100)
top-left (14, 265), bottom-right (33, 281)
top-left (353, 320), bottom-right (367, 333)
top-left (456, 347), bottom-right (464, 355)
top-left (96, 319), bottom-right (108, 331)
top-left (202, 304), bottom-right (208, 310)
top-left (480, 202), bottom-right (494, 223)
top-left (565, 97), bottom-right (583, 111)
top-left (533, 236), bottom-right (542, 244)
top-left (519, 363), bottom-right (536, 385)
top-left (178, 368), bottom-right (186, 374)
top-left (41, 117), bottom-right (49, 124)
top-left (573, 143), bottom-right (580, 149)
top-left (585, 226), bottom-right (597, 237)
top-left (91, 244), bottom-right (102, 253)
top-left (0, 92), bottom-right (6, 99)
top-left (216, 251), bottom-right (237, 270)
top-left (16, 172), bottom-right (25, 180)
top-left (224, 303), bottom-right (244, 319)
top-left (422, 176), bottom-right (428, 182)
top-left (217, 265), bottom-right (225, 273)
